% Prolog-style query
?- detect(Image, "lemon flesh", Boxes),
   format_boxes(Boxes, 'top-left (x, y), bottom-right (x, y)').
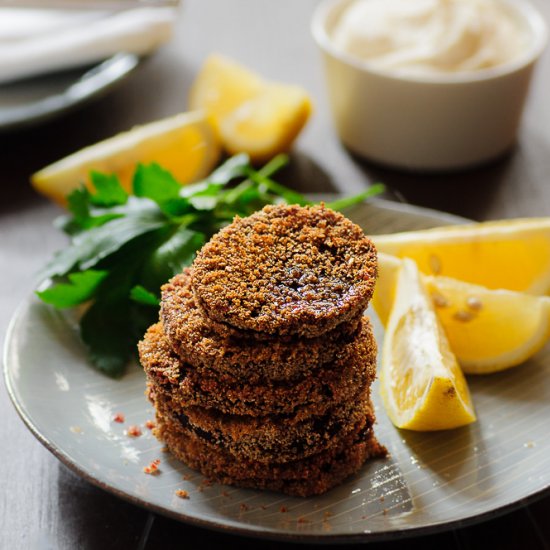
top-left (374, 253), bottom-right (550, 374)
top-left (425, 276), bottom-right (550, 374)
top-left (31, 110), bottom-right (221, 205)
top-left (380, 259), bottom-right (476, 431)
top-left (189, 54), bottom-right (312, 164)
top-left (372, 218), bottom-right (550, 295)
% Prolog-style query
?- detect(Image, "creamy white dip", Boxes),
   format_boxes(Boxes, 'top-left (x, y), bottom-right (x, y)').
top-left (330, 0), bottom-right (528, 75)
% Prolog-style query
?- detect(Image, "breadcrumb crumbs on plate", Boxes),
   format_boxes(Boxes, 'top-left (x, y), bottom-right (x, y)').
top-left (175, 489), bottom-right (189, 499)
top-left (145, 419), bottom-right (155, 430)
top-left (126, 425), bottom-right (142, 437)
top-left (143, 459), bottom-right (161, 474)
top-left (112, 412), bottom-right (125, 423)
top-left (239, 503), bottom-right (249, 512)
top-left (280, 506), bottom-right (288, 513)
top-left (297, 516), bottom-right (309, 524)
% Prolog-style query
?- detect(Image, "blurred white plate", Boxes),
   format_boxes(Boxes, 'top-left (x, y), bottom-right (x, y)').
top-left (4, 199), bottom-right (550, 543)
top-left (0, 53), bottom-right (139, 132)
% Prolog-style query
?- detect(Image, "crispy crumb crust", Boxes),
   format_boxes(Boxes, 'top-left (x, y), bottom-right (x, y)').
top-left (160, 269), bottom-right (364, 382)
top-left (154, 403), bottom-right (387, 497)
top-left (149, 385), bottom-right (372, 464)
top-left (140, 321), bottom-right (376, 417)
top-left (191, 204), bottom-right (378, 337)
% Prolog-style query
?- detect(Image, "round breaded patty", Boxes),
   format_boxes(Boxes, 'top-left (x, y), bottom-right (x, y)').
top-left (140, 322), bottom-right (376, 417)
top-left (160, 270), bottom-right (367, 382)
top-left (154, 404), bottom-right (386, 497)
top-left (149, 385), bottom-right (372, 464)
top-left (191, 204), bottom-right (378, 337)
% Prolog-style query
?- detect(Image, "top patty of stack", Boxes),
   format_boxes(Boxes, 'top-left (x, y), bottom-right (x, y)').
top-left (191, 204), bottom-right (378, 338)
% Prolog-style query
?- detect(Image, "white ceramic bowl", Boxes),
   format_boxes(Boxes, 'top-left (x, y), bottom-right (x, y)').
top-left (312, 0), bottom-right (548, 172)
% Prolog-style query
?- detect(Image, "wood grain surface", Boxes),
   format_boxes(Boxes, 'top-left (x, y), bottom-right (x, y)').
top-left (1, 1), bottom-right (550, 549)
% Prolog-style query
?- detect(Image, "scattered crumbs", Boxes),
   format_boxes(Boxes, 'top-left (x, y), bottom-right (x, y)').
top-left (175, 489), bottom-right (189, 499)
top-left (240, 503), bottom-right (249, 512)
top-left (322, 521), bottom-right (332, 532)
top-left (280, 506), bottom-right (288, 513)
top-left (466, 296), bottom-right (483, 311)
top-left (323, 511), bottom-right (333, 520)
top-left (182, 474), bottom-right (191, 481)
top-left (379, 495), bottom-right (385, 502)
top-left (432, 292), bottom-right (449, 308)
top-left (70, 426), bottom-right (82, 434)
top-left (145, 419), bottom-right (156, 430)
top-left (524, 441), bottom-right (536, 449)
top-left (112, 412), bottom-right (125, 423)
top-left (126, 425), bottom-right (142, 437)
top-left (260, 504), bottom-right (267, 510)
top-left (297, 516), bottom-right (309, 524)
top-left (429, 254), bottom-right (442, 275)
top-left (221, 490), bottom-right (230, 498)
top-left (383, 509), bottom-right (388, 516)
top-left (201, 478), bottom-right (213, 487)
top-left (143, 459), bottom-right (161, 475)
top-left (361, 515), bottom-right (368, 520)
top-left (453, 310), bottom-right (475, 323)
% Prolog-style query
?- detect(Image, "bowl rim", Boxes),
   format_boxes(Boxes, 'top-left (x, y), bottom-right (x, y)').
top-left (311, 0), bottom-right (549, 85)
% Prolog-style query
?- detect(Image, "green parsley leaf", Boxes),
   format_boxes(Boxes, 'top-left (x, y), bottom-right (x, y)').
top-left (141, 227), bottom-right (205, 291)
top-left (36, 269), bottom-right (109, 308)
top-left (40, 206), bottom-right (165, 280)
top-left (133, 163), bottom-right (182, 203)
top-left (80, 298), bottom-right (135, 378)
top-left (130, 285), bottom-right (160, 307)
top-left (89, 172), bottom-right (128, 207)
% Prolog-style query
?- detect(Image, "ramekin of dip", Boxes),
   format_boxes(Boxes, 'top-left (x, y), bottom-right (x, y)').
top-left (312, 0), bottom-right (547, 171)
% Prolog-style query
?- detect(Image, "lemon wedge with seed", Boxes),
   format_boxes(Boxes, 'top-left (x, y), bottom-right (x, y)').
top-left (374, 253), bottom-right (550, 374)
top-left (380, 258), bottom-right (476, 431)
top-left (32, 111), bottom-right (221, 205)
top-left (189, 54), bottom-right (312, 163)
top-left (425, 276), bottom-right (550, 374)
top-left (372, 218), bottom-right (550, 294)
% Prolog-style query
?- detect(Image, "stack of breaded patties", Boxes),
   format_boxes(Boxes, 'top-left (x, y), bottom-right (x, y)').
top-left (139, 204), bottom-right (386, 496)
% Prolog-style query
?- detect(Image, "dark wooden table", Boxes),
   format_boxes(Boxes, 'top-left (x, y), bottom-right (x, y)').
top-left (2, 1), bottom-right (550, 548)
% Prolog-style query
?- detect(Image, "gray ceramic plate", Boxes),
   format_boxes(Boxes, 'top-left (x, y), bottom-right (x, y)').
top-left (4, 199), bottom-right (550, 543)
top-left (0, 53), bottom-right (140, 132)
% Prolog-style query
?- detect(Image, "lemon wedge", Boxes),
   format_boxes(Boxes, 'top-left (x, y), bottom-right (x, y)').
top-left (380, 258), bottom-right (476, 431)
top-left (425, 276), bottom-right (550, 374)
top-left (371, 252), bottom-right (402, 327)
top-left (374, 253), bottom-right (550, 374)
top-left (372, 218), bottom-right (550, 294)
top-left (189, 54), bottom-right (312, 163)
top-left (32, 110), bottom-right (221, 205)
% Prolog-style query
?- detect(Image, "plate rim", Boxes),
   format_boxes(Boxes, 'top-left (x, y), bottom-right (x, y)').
top-left (4, 198), bottom-right (550, 543)
top-left (0, 52), bottom-right (141, 132)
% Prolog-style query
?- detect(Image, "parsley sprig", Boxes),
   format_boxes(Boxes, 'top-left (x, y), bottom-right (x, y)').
top-left (37, 154), bottom-right (384, 377)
